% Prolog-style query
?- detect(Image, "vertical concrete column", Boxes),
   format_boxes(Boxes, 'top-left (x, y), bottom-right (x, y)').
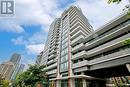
top-left (83, 79), bottom-right (86, 87)
top-left (126, 64), bottom-right (130, 72)
top-left (81, 72), bottom-right (87, 87)
top-left (56, 80), bottom-right (61, 87)
top-left (69, 79), bottom-right (75, 87)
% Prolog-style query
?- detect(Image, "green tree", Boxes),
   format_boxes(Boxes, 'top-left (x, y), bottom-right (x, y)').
top-left (1, 79), bottom-right (10, 87)
top-left (14, 65), bottom-right (48, 87)
top-left (0, 74), bottom-right (10, 87)
top-left (122, 38), bottom-right (130, 45)
top-left (0, 74), bottom-right (2, 86)
top-left (108, 0), bottom-right (122, 4)
top-left (14, 71), bottom-right (29, 87)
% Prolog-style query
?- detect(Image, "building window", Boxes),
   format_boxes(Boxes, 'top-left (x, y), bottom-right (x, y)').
top-left (60, 62), bottom-right (68, 72)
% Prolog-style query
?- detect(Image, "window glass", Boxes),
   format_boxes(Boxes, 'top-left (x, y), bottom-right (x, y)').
top-left (60, 62), bottom-right (68, 71)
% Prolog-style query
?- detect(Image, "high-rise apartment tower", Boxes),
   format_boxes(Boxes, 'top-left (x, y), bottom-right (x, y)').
top-left (40, 6), bottom-right (94, 87)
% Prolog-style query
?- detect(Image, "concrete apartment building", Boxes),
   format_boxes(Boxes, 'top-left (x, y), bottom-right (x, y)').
top-left (39, 6), bottom-right (94, 87)
top-left (38, 6), bottom-right (130, 87)
top-left (56, 6), bottom-right (93, 87)
top-left (72, 12), bottom-right (130, 87)
top-left (10, 53), bottom-right (21, 80)
top-left (41, 18), bottom-right (61, 77)
top-left (0, 53), bottom-right (24, 80)
top-left (16, 64), bottom-right (25, 75)
top-left (0, 61), bottom-right (14, 80)
top-left (80, 12), bottom-right (130, 76)
top-left (36, 51), bottom-right (43, 66)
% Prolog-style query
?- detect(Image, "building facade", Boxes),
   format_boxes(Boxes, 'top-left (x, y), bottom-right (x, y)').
top-left (10, 53), bottom-right (21, 66)
top-left (39, 6), bottom-right (130, 87)
top-left (40, 6), bottom-right (94, 87)
top-left (0, 53), bottom-right (23, 81)
top-left (70, 12), bottom-right (130, 87)
top-left (0, 62), bottom-right (14, 80)
top-left (16, 64), bottom-right (25, 75)
top-left (56, 6), bottom-right (93, 87)
top-left (10, 53), bottom-right (21, 80)
top-left (42, 18), bottom-right (61, 78)
top-left (36, 51), bottom-right (43, 66)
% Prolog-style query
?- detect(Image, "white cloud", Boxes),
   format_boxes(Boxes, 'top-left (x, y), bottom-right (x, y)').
top-left (28, 31), bottom-right (47, 44)
top-left (11, 36), bottom-right (27, 45)
top-left (0, 20), bottom-right (24, 33)
top-left (0, 0), bottom-right (128, 32)
top-left (74, 0), bottom-right (128, 29)
top-left (9, 0), bottom-right (61, 55)
top-left (0, 0), bottom-right (60, 33)
top-left (26, 44), bottom-right (45, 55)
top-left (11, 33), bottom-right (46, 55)
top-left (15, 0), bottom-right (56, 26)
top-left (11, 29), bottom-right (47, 55)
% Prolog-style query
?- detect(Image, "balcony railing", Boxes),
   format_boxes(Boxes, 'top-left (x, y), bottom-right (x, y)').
top-left (71, 35), bottom-right (84, 46)
top-left (72, 60), bottom-right (89, 69)
top-left (70, 26), bottom-right (81, 36)
top-left (72, 50), bottom-right (86, 60)
top-left (47, 59), bottom-right (57, 65)
top-left (89, 48), bottom-right (130, 65)
top-left (85, 23), bottom-right (130, 50)
top-left (71, 30), bottom-right (85, 41)
top-left (49, 49), bottom-right (57, 55)
top-left (48, 54), bottom-right (57, 60)
top-left (71, 43), bottom-right (85, 53)
top-left (87, 20), bottom-right (130, 44)
top-left (87, 33), bottom-right (130, 57)
top-left (45, 63), bottom-right (57, 70)
top-left (47, 69), bottom-right (57, 75)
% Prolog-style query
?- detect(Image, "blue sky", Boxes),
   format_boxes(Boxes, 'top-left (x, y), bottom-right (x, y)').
top-left (0, 0), bottom-right (128, 67)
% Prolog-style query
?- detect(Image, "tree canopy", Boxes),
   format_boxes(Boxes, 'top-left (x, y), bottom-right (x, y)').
top-left (108, 0), bottom-right (122, 4)
top-left (14, 65), bottom-right (48, 87)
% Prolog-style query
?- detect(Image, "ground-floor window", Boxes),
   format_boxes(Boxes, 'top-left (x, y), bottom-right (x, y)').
top-left (61, 80), bottom-right (68, 87)
top-left (75, 78), bottom-right (83, 87)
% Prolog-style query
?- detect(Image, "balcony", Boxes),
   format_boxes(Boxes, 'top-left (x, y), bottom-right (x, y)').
top-left (70, 15), bottom-right (85, 28)
top-left (51, 39), bottom-right (58, 45)
top-left (89, 48), bottom-right (130, 65)
top-left (50, 42), bottom-right (56, 47)
top-left (71, 43), bottom-right (85, 53)
top-left (70, 26), bottom-right (81, 36)
top-left (72, 60), bottom-right (89, 69)
top-left (49, 49), bottom-right (57, 55)
top-left (86, 33), bottom-right (130, 58)
top-left (48, 54), bottom-right (57, 60)
top-left (71, 30), bottom-right (85, 41)
top-left (70, 16), bottom-right (78, 26)
top-left (70, 21), bottom-right (80, 32)
top-left (72, 50), bottom-right (86, 60)
top-left (50, 45), bottom-right (55, 50)
top-left (85, 23), bottom-right (130, 50)
top-left (71, 35), bottom-right (84, 46)
top-left (47, 69), bottom-right (57, 75)
top-left (47, 59), bottom-right (57, 65)
top-left (69, 11), bottom-right (77, 20)
top-left (69, 6), bottom-right (75, 13)
top-left (45, 63), bottom-right (57, 70)
top-left (70, 23), bottom-right (89, 37)
top-left (50, 45), bottom-right (57, 51)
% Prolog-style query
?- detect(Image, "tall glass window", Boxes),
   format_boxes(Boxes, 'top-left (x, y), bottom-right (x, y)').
top-left (60, 15), bottom-right (69, 72)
